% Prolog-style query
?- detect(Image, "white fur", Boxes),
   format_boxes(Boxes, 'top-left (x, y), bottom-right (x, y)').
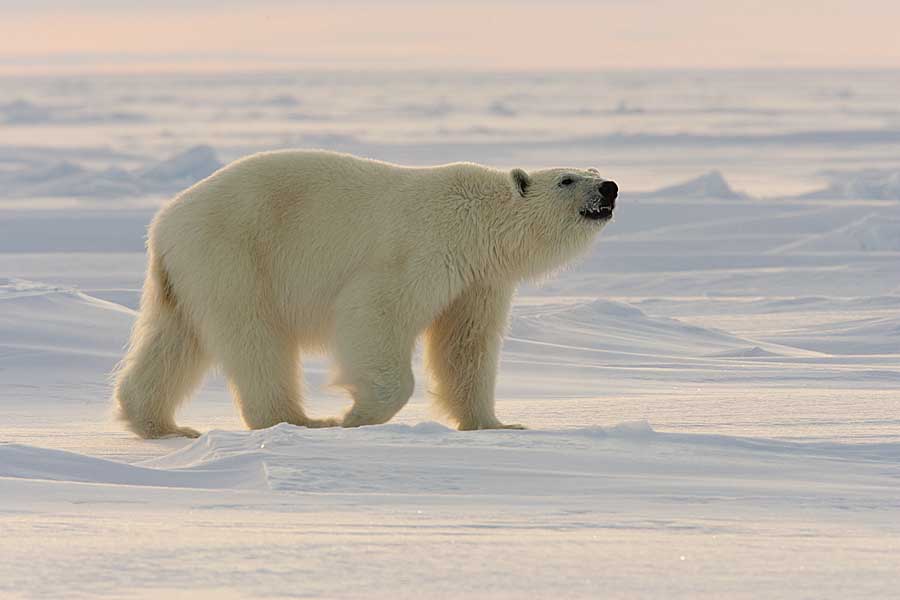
top-left (113, 150), bottom-right (611, 437)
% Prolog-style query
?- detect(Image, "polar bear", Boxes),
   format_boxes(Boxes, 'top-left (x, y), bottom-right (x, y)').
top-left (113, 150), bottom-right (617, 438)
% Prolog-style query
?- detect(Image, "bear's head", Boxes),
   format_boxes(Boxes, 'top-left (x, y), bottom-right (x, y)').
top-left (501, 166), bottom-right (617, 278)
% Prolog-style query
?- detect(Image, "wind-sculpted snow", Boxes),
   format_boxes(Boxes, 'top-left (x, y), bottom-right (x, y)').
top-left (3, 421), bottom-right (898, 599)
top-left (760, 311), bottom-right (900, 355)
top-left (0, 279), bottom-right (133, 361)
top-left (6, 421), bottom-right (899, 502)
top-left (785, 213), bottom-right (900, 252)
top-left (136, 145), bottom-right (223, 192)
top-left (507, 298), bottom-right (773, 358)
top-left (632, 170), bottom-right (749, 200)
top-left (0, 145), bottom-right (222, 199)
top-left (798, 168), bottom-right (900, 200)
top-left (0, 442), bottom-right (268, 489)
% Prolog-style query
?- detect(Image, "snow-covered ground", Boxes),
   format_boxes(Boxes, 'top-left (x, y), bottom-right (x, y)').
top-left (1, 70), bottom-right (899, 598)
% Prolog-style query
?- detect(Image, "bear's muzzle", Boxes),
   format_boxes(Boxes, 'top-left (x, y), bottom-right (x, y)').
top-left (579, 180), bottom-right (617, 220)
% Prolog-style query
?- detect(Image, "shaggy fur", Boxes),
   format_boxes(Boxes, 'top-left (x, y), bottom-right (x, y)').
top-left (113, 150), bottom-right (613, 437)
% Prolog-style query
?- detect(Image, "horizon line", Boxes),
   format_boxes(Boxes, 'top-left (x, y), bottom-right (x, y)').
top-left (3, 61), bottom-right (900, 78)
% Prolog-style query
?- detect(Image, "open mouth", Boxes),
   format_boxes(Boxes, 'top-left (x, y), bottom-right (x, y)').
top-left (580, 193), bottom-right (615, 221)
top-left (579, 206), bottom-right (613, 221)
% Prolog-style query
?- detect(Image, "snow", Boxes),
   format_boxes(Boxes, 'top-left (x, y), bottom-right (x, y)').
top-left (0, 145), bottom-right (222, 199)
top-left (783, 213), bottom-right (900, 252)
top-left (799, 168), bottom-right (900, 200)
top-left (1, 69), bottom-right (899, 599)
top-left (137, 145), bottom-right (223, 192)
top-left (634, 170), bottom-right (748, 200)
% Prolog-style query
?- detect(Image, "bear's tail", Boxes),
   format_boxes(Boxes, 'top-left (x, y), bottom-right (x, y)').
top-left (112, 252), bottom-right (209, 438)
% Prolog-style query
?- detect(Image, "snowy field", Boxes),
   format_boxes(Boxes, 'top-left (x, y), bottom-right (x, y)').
top-left (1, 70), bottom-right (899, 598)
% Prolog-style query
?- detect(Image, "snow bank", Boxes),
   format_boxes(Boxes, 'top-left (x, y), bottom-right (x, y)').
top-left (789, 214), bottom-right (900, 252)
top-left (0, 443), bottom-right (267, 489)
top-left (0, 278), bottom-right (133, 371)
top-left (137, 145), bottom-right (223, 192)
top-left (1, 145), bottom-right (222, 199)
top-left (762, 312), bottom-right (900, 355)
top-left (4, 418), bottom-right (897, 599)
top-left (707, 346), bottom-right (778, 358)
top-left (5, 421), bottom-right (899, 503)
top-left (800, 168), bottom-right (900, 200)
top-left (507, 298), bottom-right (776, 360)
top-left (634, 170), bottom-right (749, 200)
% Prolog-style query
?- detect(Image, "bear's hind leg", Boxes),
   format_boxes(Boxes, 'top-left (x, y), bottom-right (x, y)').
top-left (114, 302), bottom-right (210, 439)
top-left (218, 324), bottom-right (338, 430)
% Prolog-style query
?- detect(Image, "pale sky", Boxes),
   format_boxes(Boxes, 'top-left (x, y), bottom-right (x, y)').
top-left (1, 0), bottom-right (899, 72)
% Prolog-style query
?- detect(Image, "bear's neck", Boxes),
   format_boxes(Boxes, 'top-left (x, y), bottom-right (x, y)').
top-left (441, 168), bottom-right (567, 285)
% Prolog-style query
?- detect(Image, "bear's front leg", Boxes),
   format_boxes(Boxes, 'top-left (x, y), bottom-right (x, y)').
top-left (425, 283), bottom-right (524, 430)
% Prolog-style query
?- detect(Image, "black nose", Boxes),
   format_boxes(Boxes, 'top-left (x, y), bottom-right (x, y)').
top-left (600, 180), bottom-right (618, 199)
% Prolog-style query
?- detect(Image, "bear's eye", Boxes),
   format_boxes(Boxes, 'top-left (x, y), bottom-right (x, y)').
top-left (559, 177), bottom-right (575, 187)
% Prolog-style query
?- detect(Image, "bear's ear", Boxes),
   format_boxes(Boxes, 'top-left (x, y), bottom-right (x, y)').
top-left (587, 167), bottom-right (600, 174)
top-left (510, 168), bottom-right (531, 197)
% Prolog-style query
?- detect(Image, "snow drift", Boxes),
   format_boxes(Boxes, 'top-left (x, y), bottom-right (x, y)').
top-left (0, 145), bottom-right (222, 199)
top-left (632, 170), bottom-right (749, 200)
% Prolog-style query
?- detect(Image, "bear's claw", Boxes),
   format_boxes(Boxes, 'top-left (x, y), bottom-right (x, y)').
top-left (165, 426), bottom-right (202, 438)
